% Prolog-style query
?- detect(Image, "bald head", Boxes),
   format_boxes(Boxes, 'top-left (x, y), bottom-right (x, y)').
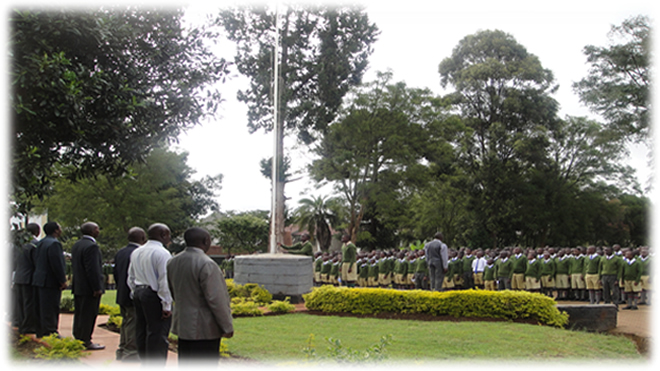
top-left (147, 223), bottom-right (171, 246)
top-left (81, 222), bottom-right (100, 238)
top-left (184, 227), bottom-right (211, 252)
top-left (127, 227), bottom-right (147, 245)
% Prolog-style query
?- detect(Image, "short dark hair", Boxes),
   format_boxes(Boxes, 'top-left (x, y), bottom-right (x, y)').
top-left (43, 222), bottom-right (60, 236)
top-left (26, 223), bottom-right (41, 237)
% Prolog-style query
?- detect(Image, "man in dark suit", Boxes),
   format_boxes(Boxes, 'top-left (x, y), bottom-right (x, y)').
top-left (14, 223), bottom-right (41, 334)
top-left (32, 221), bottom-right (67, 338)
top-left (167, 227), bottom-right (233, 364)
top-left (424, 232), bottom-right (449, 291)
top-left (113, 227), bottom-right (146, 362)
top-left (71, 222), bottom-right (105, 350)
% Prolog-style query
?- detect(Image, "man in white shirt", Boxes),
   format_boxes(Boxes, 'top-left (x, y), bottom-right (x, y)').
top-left (127, 223), bottom-right (173, 365)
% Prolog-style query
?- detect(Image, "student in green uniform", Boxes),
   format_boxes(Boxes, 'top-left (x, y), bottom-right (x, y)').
top-left (639, 247), bottom-right (652, 305)
top-left (495, 250), bottom-right (513, 290)
top-left (413, 250), bottom-right (428, 290)
top-left (313, 252), bottom-right (324, 286)
top-left (554, 249), bottom-right (571, 300)
top-left (340, 235), bottom-right (358, 287)
top-left (330, 255), bottom-right (341, 286)
top-left (483, 259), bottom-right (497, 291)
top-left (524, 252), bottom-right (542, 293)
top-left (461, 248), bottom-right (476, 290)
top-left (621, 249), bottom-right (643, 310)
top-left (540, 251), bottom-right (556, 298)
top-left (443, 250), bottom-right (458, 291)
top-left (510, 247), bottom-right (527, 290)
top-left (568, 247), bottom-right (587, 301)
top-left (278, 233), bottom-right (314, 257)
top-left (368, 259), bottom-right (379, 287)
top-left (357, 258), bottom-right (369, 288)
top-left (320, 255), bottom-right (332, 285)
top-left (599, 246), bottom-right (623, 308)
top-left (584, 246), bottom-right (602, 304)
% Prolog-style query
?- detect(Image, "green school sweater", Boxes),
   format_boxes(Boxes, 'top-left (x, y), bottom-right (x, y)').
top-left (483, 264), bottom-right (496, 281)
top-left (599, 255), bottom-right (623, 280)
top-left (462, 255), bottom-right (476, 274)
top-left (555, 257), bottom-right (570, 275)
top-left (622, 258), bottom-right (642, 283)
top-left (568, 255), bottom-right (585, 275)
top-left (640, 256), bottom-right (651, 276)
top-left (525, 259), bottom-right (542, 280)
top-left (511, 254), bottom-right (528, 274)
top-left (584, 254), bottom-right (601, 275)
top-left (494, 258), bottom-right (513, 278)
top-left (541, 259), bottom-right (556, 276)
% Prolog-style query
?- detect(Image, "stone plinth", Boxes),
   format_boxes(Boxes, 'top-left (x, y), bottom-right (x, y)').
top-left (234, 254), bottom-right (313, 302)
top-left (557, 304), bottom-right (618, 332)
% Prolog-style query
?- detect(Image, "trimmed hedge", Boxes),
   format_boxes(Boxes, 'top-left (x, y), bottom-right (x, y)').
top-left (303, 286), bottom-right (569, 328)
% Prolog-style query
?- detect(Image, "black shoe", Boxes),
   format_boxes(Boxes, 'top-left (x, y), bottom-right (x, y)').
top-left (631, 305), bottom-right (639, 310)
top-left (623, 305), bottom-right (632, 310)
top-left (86, 343), bottom-right (105, 350)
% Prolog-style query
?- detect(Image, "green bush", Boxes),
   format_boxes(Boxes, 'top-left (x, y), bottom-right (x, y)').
top-left (231, 298), bottom-right (264, 317)
top-left (34, 334), bottom-right (86, 361)
top-left (108, 313), bottom-right (123, 328)
top-left (267, 297), bottom-right (296, 314)
top-left (303, 286), bottom-right (569, 328)
top-left (59, 297), bottom-right (75, 313)
top-left (226, 279), bottom-right (273, 305)
top-left (98, 303), bottom-right (120, 316)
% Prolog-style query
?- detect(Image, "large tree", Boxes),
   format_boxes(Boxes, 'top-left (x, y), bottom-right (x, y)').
top-left (210, 211), bottom-right (270, 255)
top-left (34, 148), bottom-right (222, 259)
top-left (573, 15), bottom-right (651, 144)
top-left (10, 7), bottom-right (229, 214)
top-left (293, 195), bottom-right (341, 252)
top-left (217, 4), bottom-right (379, 246)
top-left (438, 29), bottom-right (560, 248)
top-left (309, 72), bottom-right (448, 245)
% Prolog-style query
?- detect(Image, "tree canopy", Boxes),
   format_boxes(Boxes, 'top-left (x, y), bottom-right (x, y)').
top-left (10, 7), bottom-right (229, 213)
top-left (34, 148), bottom-right (222, 259)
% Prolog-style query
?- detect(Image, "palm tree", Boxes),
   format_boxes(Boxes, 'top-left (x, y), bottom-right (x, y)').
top-left (294, 195), bottom-right (341, 252)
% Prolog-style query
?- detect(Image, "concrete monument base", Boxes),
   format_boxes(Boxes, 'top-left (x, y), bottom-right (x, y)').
top-left (234, 253), bottom-right (313, 303)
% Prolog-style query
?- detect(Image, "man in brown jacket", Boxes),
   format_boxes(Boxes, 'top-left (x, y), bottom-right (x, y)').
top-left (167, 227), bottom-right (234, 364)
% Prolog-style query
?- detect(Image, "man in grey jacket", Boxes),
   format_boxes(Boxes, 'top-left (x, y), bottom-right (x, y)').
top-left (167, 227), bottom-right (234, 364)
top-left (424, 232), bottom-right (449, 291)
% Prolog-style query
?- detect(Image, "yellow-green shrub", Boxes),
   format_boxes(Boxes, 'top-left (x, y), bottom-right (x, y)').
top-left (34, 334), bottom-right (86, 361)
top-left (303, 286), bottom-right (569, 328)
top-left (230, 298), bottom-right (263, 316)
top-left (267, 297), bottom-right (296, 314)
top-left (98, 303), bottom-right (120, 316)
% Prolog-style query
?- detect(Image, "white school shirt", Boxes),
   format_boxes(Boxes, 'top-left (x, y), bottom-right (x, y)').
top-left (471, 257), bottom-right (487, 273)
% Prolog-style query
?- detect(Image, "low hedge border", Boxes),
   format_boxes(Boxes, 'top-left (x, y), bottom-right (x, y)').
top-left (303, 286), bottom-right (569, 328)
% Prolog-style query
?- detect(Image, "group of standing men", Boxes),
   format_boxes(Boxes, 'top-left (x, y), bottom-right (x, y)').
top-left (12, 221), bottom-right (234, 365)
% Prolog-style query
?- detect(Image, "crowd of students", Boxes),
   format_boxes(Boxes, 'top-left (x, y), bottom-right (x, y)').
top-left (312, 244), bottom-right (653, 309)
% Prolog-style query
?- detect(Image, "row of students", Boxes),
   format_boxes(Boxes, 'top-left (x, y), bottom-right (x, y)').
top-left (311, 245), bottom-right (652, 309)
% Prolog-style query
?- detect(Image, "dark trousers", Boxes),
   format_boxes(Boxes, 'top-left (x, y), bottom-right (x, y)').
top-left (117, 305), bottom-right (138, 361)
top-left (463, 271), bottom-right (474, 289)
top-left (601, 275), bottom-right (620, 305)
top-left (429, 265), bottom-right (445, 291)
top-left (497, 277), bottom-right (512, 290)
top-left (414, 272), bottom-right (428, 290)
top-left (37, 286), bottom-right (61, 338)
top-left (73, 295), bottom-right (101, 345)
top-left (16, 284), bottom-right (38, 334)
top-left (134, 287), bottom-right (171, 365)
top-left (178, 338), bottom-right (221, 364)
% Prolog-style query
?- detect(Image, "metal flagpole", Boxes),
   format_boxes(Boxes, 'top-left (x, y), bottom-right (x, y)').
top-left (270, 3), bottom-right (281, 254)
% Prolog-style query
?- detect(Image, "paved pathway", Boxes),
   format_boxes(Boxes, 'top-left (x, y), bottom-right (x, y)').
top-left (56, 302), bottom-right (651, 366)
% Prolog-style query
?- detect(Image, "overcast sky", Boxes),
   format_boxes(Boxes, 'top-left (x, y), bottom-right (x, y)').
top-left (174, 0), bottom-right (656, 214)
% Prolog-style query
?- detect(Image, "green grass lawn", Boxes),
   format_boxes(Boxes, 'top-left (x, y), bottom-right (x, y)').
top-left (223, 313), bottom-right (643, 363)
top-left (62, 289), bottom-right (117, 307)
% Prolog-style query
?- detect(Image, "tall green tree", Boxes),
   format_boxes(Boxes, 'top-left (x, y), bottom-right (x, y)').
top-left (210, 211), bottom-right (270, 254)
top-left (10, 8), bottom-right (229, 214)
top-left (217, 4), bottom-right (379, 245)
top-left (438, 29), bottom-right (560, 248)
top-left (573, 15), bottom-right (651, 144)
top-left (34, 148), bottom-right (222, 259)
top-left (310, 72), bottom-right (448, 245)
